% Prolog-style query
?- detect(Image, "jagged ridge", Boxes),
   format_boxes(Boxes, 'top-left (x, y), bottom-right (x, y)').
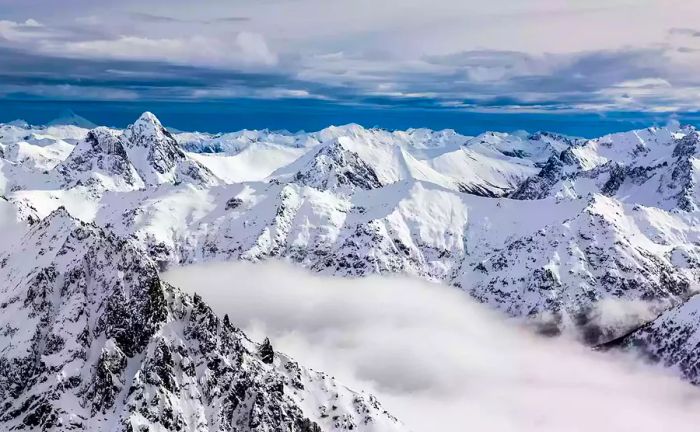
top-left (0, 208), bottom-right (404, 432)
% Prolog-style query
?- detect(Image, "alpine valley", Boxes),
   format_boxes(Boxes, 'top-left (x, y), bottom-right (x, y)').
top-left (4, 112), bottom-right (700, 430)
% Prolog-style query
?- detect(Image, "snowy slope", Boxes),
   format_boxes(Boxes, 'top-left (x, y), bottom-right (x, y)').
top-left (121, 112), bottom-right (220, 187)
top-left (511, 125), bottom-right (700, 210)
top-left (464, 130), bottom-right (576, 164)
top-left (5, 112), bottom-right (700, 384)
top-left (0, 208), bottom-right (405, 431)
top-left (188, 144), bottom-right (306, 183)
top-left (425, 145), bottom-right (538, 196)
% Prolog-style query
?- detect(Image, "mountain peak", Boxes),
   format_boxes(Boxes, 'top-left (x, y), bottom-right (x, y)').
top-left (124, 111), bottom-right (169, 147)
top-left (42, 206), bottom-right (77, 226)
top-left (135, 111), bottom-right (162, 127)
top-left (86, 127), bottom-right (128, 155)
top-left (47, 109), bottom-right (97, 129)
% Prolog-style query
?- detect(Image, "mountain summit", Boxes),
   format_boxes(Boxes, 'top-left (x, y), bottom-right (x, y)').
top-left (55, 112), bottom-right (220, 190)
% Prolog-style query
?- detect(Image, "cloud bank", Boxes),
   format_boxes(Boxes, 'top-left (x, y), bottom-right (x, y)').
top-left (2, 1), bottom-right (700, 112)
top-left (164, 261), bottom-right (700, 432)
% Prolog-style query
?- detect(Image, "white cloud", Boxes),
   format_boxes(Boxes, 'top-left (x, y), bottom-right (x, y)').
top-left (0, 19), bottom-right (45, 42)
top-left (189, 87), bottom-right (327, 100)
top-left (164, 261), bottom-right (700, 432)
top-left (615, 78), bottom-right (673, 89)
top-left (57, 32), bottom-right (277, 68)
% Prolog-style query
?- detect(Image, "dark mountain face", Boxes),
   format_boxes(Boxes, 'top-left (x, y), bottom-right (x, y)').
top-left (0, 208), bottom-right (403, 432)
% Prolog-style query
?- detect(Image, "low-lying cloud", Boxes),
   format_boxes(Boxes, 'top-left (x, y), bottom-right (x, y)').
top-left (164, 261), bottom-right (700, 432)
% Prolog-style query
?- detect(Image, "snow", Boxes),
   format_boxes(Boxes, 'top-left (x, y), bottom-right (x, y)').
top-left (3, 112), bottom-right (700, 430)
top-left (188, 143), bottom-right (305, 183)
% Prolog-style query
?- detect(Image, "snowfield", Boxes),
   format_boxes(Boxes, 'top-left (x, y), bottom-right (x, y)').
top-left (4, 111), bottom-right (700, 430)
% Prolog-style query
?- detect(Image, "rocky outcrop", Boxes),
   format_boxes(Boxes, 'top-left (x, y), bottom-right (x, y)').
top-left (55, 127), bottom-right (144, 191)
top-left (123, 112), bottom-right (219, 187)
top-left (510, 155), bottom-right (567, 200)
top-left (0, 208), bottom-right (405, 432)
top-left (291, 140), bottom-right (383, 192)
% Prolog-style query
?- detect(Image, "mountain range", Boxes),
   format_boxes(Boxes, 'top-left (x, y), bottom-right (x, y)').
top-left (3, 112), bottom-right (700, 429)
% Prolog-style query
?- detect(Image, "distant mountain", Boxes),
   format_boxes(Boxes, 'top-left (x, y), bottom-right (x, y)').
top-left (47, 110), bottom-right (97, 129)
top-left (3, 112), bottom-right (700, 389)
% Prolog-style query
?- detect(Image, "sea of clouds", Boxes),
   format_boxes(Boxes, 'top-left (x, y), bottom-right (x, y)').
top-left (164, 261), bottom-right (700, 432)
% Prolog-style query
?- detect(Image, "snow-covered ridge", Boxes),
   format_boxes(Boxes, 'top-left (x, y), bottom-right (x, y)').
top-left (0, 207), bottom-right (405, 431)
top-left (4, 112), bottom-right (700, 388)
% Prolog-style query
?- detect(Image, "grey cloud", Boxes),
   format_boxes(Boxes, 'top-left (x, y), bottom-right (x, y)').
top-left (349, 48), bottom-right (698, 111)
top-left (1, 21), bottom-right (700, 112)
top-left (0, 46), bottom-right (340, 102)
top-left (129, 12), bottom-right (250, 24)
top-left (670, 28), bottom-right (700, 37)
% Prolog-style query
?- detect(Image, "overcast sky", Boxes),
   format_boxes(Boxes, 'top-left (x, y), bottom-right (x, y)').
top-left (2, 0), bottom-right (700, 113)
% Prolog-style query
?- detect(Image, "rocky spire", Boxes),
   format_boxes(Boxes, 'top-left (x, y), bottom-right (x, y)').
top-left (259, 337), bottom-right (275, 364)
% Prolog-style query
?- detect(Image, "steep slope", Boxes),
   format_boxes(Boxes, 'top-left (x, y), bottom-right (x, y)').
top-left (179, 123), bottom-right (520, 195)
top-left (455, 194), bottom-right (699, 343)
top-left (55, 127), bottom-right (145, 191)
top-left (7, 114), bottom-right (700, 351)
top-left (2, 114), bottom-right (224, 223)
top-left (0, 140), bottom-right (73, 172)
top-left (617, 293), bottom-right (700, 384)
top-left (0, 123), bottom-right (79, 173)
top-left (272, 135), bottom-right (471, 194)
top-left (122, 112), bottom-right (220, 187)
top-left (426, 145), bottom-right (537, 196)
top-left (187, 144), bottom-right (306, 183)
top-left (465, 131), bottom-right (576, 164)
top-left (511, 126), bottom-right (700, 210)
top-left (176, 124), bottom-right (468, 156)
top-left (0, 208), bottom-right (404, 431)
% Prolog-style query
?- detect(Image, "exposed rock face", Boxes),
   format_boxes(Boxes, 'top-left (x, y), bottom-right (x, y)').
top-left (122, 112), bottom-right (219, 187)
top-left (292, 140), bottom-right (383, 192)
top-left (54, 112), bottom-right (219, 192)
top-left (457, 195), bottom-right (694, 344)
top-left (617, 294), bottom-right (700, 384)
top-left (55, 128), bottom-right (145, 191)
top-left (510, 155), bottom-right (567, 200)
top-left (666, 132), bottom-right (700, 212)
top-left (0, 208), bottom-right (404, 432)
top-left (259, 338), bottom-right (275, 365)
top-left (509, 126), bottom-right (700, 211)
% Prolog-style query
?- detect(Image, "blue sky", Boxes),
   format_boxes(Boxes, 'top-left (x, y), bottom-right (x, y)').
top-left (1, 0), bottom-right (700, 134)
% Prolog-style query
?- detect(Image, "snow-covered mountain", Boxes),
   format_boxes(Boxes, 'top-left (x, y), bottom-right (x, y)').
top-left (0, 208), bottom-right (404, 431)
top-left (3, 112), bottom-right (700, 390)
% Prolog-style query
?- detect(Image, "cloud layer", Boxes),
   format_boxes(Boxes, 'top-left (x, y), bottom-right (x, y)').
top-left (165, 261), bottom-right (700, 432)
top-left (1, 0), bottom-right (700, 112)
